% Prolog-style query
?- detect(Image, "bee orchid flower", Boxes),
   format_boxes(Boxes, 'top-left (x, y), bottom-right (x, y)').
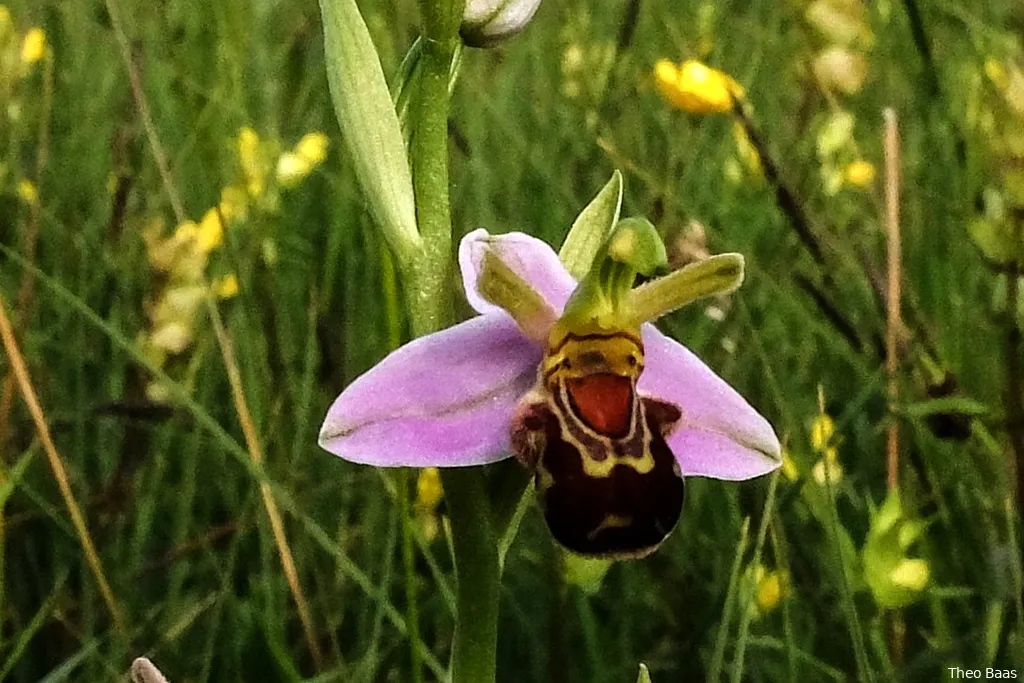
top-left (320, 191), bottom-right (780, 558)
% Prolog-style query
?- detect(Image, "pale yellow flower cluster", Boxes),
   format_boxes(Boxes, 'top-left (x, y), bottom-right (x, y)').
top-left (809, 412), bottom-right (843, 486)
top-left (816, 109), bottom-right (876, 195)
top-left (0, 7), bottom-right (48, 204)
top-left (0, 7), bottom-right (46, 74)
top-left (558, 7), bottom-right (615, 119)
top-left (806, 0), bottom-right (872, 96)
top-left (414, 467), bottom-right (445, 541)
top-left (977, 58), bottom-right (1024, 213)
top-left (140, 126), bottom-right (328, 401)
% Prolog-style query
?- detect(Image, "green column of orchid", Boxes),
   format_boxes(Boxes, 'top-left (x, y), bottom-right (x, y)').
top-left (409, 2), bottom-right (501, 683)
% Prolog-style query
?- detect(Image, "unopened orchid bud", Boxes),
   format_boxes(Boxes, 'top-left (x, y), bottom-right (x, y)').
top-left (461, 0), bottom-right (542, 48)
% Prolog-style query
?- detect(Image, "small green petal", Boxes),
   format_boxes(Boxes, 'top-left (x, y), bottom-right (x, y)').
top-left (558, 170), bottom-right (623, 277)
top-left (624, 253), bottom-right (745, 327)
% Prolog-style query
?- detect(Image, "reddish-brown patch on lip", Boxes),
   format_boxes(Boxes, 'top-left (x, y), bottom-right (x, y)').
top-left (566, 373), bottom-right (633, 437)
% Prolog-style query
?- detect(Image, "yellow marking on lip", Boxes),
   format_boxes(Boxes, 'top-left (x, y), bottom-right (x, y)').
top-left (578, 448), bottom-right (655, 478)
top-left (587, 514), bottom-right (635, 540)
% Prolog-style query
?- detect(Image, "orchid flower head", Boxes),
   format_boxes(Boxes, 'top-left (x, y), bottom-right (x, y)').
top-left (319, 173), bottom-right (781, 556)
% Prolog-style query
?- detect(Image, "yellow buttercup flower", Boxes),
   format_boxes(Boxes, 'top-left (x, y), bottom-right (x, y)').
top-left (21, 27), bottom-right (46, 66)
top-left (843, 160), bottom-right (876, 187)
top-left (654, 59), bottom-right (743, 114)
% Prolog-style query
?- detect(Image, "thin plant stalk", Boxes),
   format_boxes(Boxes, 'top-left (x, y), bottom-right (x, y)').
top-left (0, 292), bottom-right (125, 636)
top-left (883, 108), bottom-right (906, 666)
top-left (708, 517), bottom-right (750, 681)
top-left (730, 473), bottom-right (780, 683)
top-left (884, 108), bottom-right (902, 495)
top-left (383, 244), bottom-right (424, 683)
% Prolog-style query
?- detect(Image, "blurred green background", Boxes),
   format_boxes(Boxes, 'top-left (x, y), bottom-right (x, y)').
top-left (1, 0), bottom-right (1023, 680)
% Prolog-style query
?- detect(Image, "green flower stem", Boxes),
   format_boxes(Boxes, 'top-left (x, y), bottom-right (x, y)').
top-left (441, 467), bottom-right (501, 683)
top-left (404, 4), bottom-right (500, 682)
top-left (406, 35), bottom-right (456, 335)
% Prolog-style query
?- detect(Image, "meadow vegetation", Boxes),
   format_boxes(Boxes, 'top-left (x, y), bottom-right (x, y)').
top-left (1, 0), bottom-right (1023, 681)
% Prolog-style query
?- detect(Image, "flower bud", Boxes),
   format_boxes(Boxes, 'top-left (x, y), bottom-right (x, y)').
top-left (461, 0), bottom-right (542, 48)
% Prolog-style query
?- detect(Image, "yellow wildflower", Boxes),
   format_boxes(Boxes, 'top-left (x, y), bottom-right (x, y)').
top-left (781, 450), bottom-right (799, 481)
top-left (812, 449), bottom-right (843, 486)
top-left (416, 467), bottom-right (444, 510)
top-left (415, 467), bottom-right (444, 542)
top-left (294, 132), bottom-right (329, 166)
top-left (654, 59), bottom-right (743, 114)
top-left (219, 184), bottom-right (249, 224)
top-left (889, 558), bottom-right (930, 592)
top-left (822, 164), bottom-right (844, 197)
top-left (985, 58), bottom-right (1009, 91)
top-left (816, 110), bottom-right (855, 158)
top-left (275, 152), bottom-right (310, 188)
top-left (149, 321), bottom-right (192, 355)
top-left (810, 413), bottom-right (835, 452)
top-left (16, 179), bottom-right (37, 206)
top-left (812, 46), bottom-right (868, 95)
top-left (843, 160), bottom-right (876, 187)
top-left (805, 0), bottom-right (872, 48)
top-left (276, 132), bottom-right (329, 187)
top-left (173, 220), bottom-right (198, 243)
top-left (152, 285), bottom-right (206, 328)
top-left (237, 127), bottom-right (268, 198)
top-left (21, 27), bottom-right (46, 66)
top-left (215, 274), bottom-right (240, 299)
top-left (196, 208), bottom-right (223, 253)
top-left (755, 566), bottom-right (790, 614)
